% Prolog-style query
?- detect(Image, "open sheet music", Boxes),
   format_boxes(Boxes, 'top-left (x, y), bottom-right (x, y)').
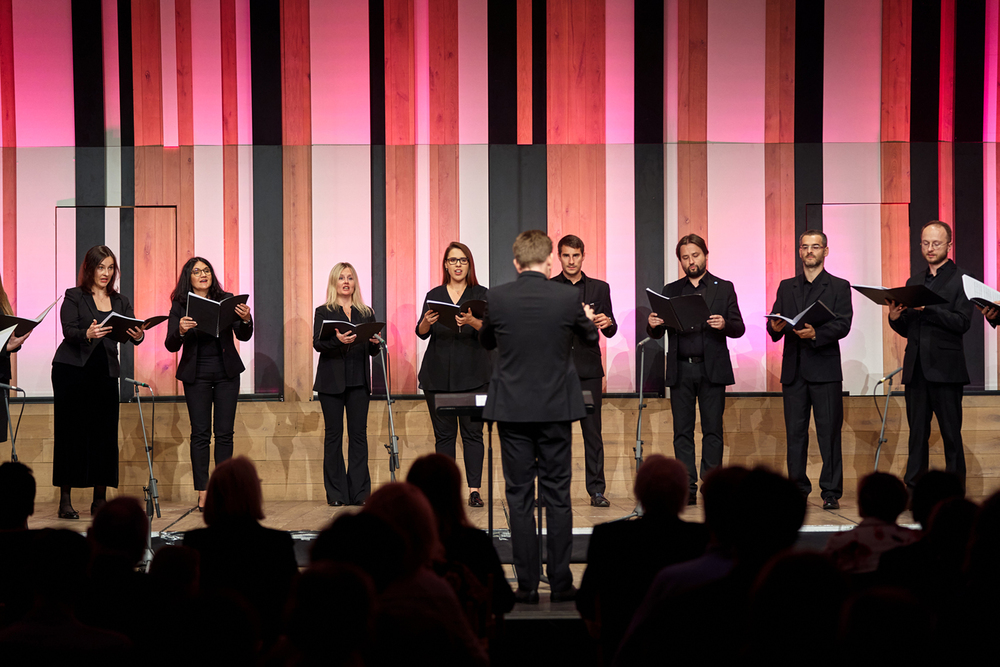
top-left (319, 320), bottom-right (385, 342)
top-left (0, 298), bottom-right (60, 337)
top-left (852, 284), bottom-right (948, 308)
top-left (962, 274), bottom-right (1000, 311)
top-left (766, 300), bottom-right (836, 330)
top-left (425, 299), bottom-right (487, 331)
top-left (186, 293), bottom-right (249, 337)
top-left (645, 288), bottom-right (712, 332)
top-left (98, 312), bottom-right (169, 343)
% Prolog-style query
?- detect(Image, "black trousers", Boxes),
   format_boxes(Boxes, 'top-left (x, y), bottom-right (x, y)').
top-left (319, 386), bottom-right (372, 504)
top-left (578, 377), bottom-right (606, 496)
top-left (183, 373), bottom-right (240, 491)
top-left (498, 420), bottom-right (573, 593)
top-left (782, 374), bottom-right (843, 500)
top-left (669, 360), bottom-right (725, 494)
top-left (904, 358), bottom-right (965, 488)
top-left (424, 385), bottom-right (487, 487)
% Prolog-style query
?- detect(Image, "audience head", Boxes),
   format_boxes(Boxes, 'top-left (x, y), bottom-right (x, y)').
top-left (923, 497), bottom-right (978, 568)
top-left (0, 461), bottom-right (35, 530)
top-left (406, 453), bottom-right (468, 540)
top-left (88, 496), bottom-right (149, 567)
top-left (701, 465), bottom-right (750, 551)
top-left (857, 472), bottom-right (908, 523)
top-left (363, 482), bottom-right (443, 573)
top-left (966, 490), bottom-right (1000, 590)
top-left (149, 545), bottom-right (201, 600)
top-left (203, 456), bottom-right (265, 527)
top-left (911, 470), bottom-right (964, 529)
top-left (312, 511), bottom-right (407, 592)
top-left (733, 467), bottom-right (806, 565)
top-left (634, 454), bottom-right (689, 516)
top-left (840, 588), bottom-right (936, 664)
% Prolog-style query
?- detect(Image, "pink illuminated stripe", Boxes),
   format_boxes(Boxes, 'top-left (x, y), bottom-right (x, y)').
top-left (458, 0), bottom-right (488, 144)
top-left (823, 0), bottom-right (881, 142)
top-left (664, 0), bottom-right (678, 143)
top-left (160, 0), bottom-right (180, 148)
top-left (310, 0), bottom-right (371, 144)
top-left (237, 145), bottom-right (255, 388)
top-left (102, 0), bottom-right (121, 145)
top-left (12, 0), bottom-right (74, 147)
top-left (706, 0), bottom-right (765, 142)
top-left (415, 0), bottom-right (430, 145)
top-left (605, 0), bottom-right (633, 144)
top-left (605, 145), bottom-right (635, 393)
top-left (193, 146), bottom-right (226, 284)
top-left (191, 0), bottom-right (223, 145)
top-left (984, 0), bottom-right (999, 142)
top-left (235, 0), bottom-right (252, 145)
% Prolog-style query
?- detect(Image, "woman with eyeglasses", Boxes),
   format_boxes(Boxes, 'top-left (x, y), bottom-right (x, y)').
top-left (51, 245), bottom-right (145, 519)
top-left (416, 242), bottom-right (492, 508)
top-left (165, 257), bottom-right (253, 511)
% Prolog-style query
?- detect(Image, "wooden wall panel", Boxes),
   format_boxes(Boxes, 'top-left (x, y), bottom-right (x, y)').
top-left (385, 144), bottom-right (418, 391)
top-left (175, 0), bottom-right (194, 146)
top-left (428, 0), bottom-right (459, 278)
top-left (385, 0), bottom-right (415, 146)
top-left (546, 144), bottom-right (607, 280)
top-left (764, 0), bottom-right (794, 144)
top-left (676, 0), bottom-right (708, 269)
top-left (133, 205), bottom-right (179, 394)
top-left (131, 0), bottom-right (163, 147)
top-left (281, 0), bottom-right (313, 401)
top-left (546, 0), bottom-right (605, 145)
top-left (429, 143), bottom-right (459, 270)
top-left (516, 0), bottom-right (532, 144)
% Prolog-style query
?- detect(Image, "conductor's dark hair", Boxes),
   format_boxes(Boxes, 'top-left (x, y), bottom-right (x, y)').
top-left (440, 241), bottom-right (480, 287)
top-left (170, 256), bottom-right (226, 303)
top-left (557, 234), bottom-right (585, 254)
top-left (675, 234), bottom-right (709, 260)
top-left (77, 245), bottom-right (120, 295)
top-left (799, 229), bottom-right (828, 246)
top-left (921, 220), bottom-right (953, 244)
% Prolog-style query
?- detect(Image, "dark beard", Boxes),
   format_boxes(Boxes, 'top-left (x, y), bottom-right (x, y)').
top-left (686, 264), bottom-right (706, 279)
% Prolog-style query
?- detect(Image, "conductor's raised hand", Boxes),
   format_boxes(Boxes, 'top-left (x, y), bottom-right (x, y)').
top-left (583, 304), bottom-right (596, 321)
top-left (335, 329), bottom-right (357, 345)
top-left (179, 316), bottom-right (198, 335)
top-left (648, 312), bottom-right (664, 329)
top-left (87, 319), bottom-right (111, 341)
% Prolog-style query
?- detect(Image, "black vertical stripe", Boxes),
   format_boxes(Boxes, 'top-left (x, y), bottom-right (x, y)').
top-left (909, 142), bottom-right (939, 271)
top-left (72, 1), bottom-right (107, 259)
top-left (488, 145), bottom-right (547, 287)
top-left (634, 0), bottom-right (664, 145)
top-left (114, 0), bottom-right (135, 399)
top-left (250, 0), bottom-right (284, 394)
top-left (531, 0), bottom-right (546, 144)
top-left (487, 0), bottom-right (516, 145)
top-left (369, 0), bottom-right (387, 394)
top-left (635, 145), bottom-right (665, 396)
top-left (116, 0), bottom-right (134, 149)
top-left (910, 0), bottom-right (941, 142)
top-left (793, 0), bottom-right (823, 268)
top-left (953, 0), bottom-right (985, 143)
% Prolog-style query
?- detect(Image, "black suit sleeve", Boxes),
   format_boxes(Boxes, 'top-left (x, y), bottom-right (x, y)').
top-left (811, 279), bottom-right (852, 348)
top-left (767, 288), bottom-right (785, 342)
top-left (722, 285), bottom-right (744, 339)
top-left (598, 282), bottom-right (618, 339)
top-left (575, 306), bottom-right (599, 347)
top-left (646, 283), bottom-right (669, 340)
top-left (164, 300), bottom-right (185, 353)
top-left (313, 307), bottom-right (341, 353)
top-left (920, 294), bottom-right (971, 335)
top-left (60, 289), bottom-right (91, 345)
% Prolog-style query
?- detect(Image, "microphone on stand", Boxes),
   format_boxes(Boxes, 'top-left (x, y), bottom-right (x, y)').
top-left (876, 367), bottom-right (903, 385)
top-left (0, 382), bottom-right (23, 393)
top-left (637, 337), bottom-right (653, 347)
top-left (124, 378), bottom-right (150, 388)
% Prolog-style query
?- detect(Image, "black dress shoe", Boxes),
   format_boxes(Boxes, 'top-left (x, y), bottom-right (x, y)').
top-left (328, 500), bottom-right (345, 507)
top-left (468, 491), bottom-right (484, 508)
top-left (550, 586), bottom-right (578, 603)
top-left (58, 507), bottom-right (80, 520)
top-left (822, 498), bottom-right (840, 510)
top-left (590, 493), bottom-right (610, 508)
top-left (514, 588), bottom-right (539, 604)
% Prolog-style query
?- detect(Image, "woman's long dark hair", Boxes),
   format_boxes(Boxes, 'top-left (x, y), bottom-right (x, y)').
top-left (170, 256), bottom-right (226, 303)
top-left (77, 245), bottom-right (120, 295)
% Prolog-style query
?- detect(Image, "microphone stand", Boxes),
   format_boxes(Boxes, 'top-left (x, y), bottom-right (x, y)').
top-left (1, 383), bottom-right (25, 462)
top-left (873, 368), bottom-right (901, 472)
top-left (377, 337), bottom-right (400, 481)
top-left (614, 338), bottom-right (654, 522)
top-left (130, 379), bottom-right (160, 572)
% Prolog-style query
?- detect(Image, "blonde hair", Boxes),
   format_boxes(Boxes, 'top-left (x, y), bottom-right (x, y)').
top-left (0, 277), bottom-right (11, 316)
top-left (324, 262), bottom-right (373, 316)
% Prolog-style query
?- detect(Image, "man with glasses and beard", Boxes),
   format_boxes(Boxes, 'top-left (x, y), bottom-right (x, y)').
top-left (769, 230), bottom-right (853, 510)
top-left (647, 234), bottom-right (744, 505)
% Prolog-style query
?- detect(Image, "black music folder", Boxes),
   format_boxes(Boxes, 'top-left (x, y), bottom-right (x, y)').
top-left (645, 288), bottom-right (712, 332)
top-left (766, 300), bottom-right (836, 330)
top-left (425, 299), bottom-right (487, 331)
top-left (186, 293), bottom-right (249, 337)
top-left (852, 284), bottom-right (947, 308)
top-left (319, 320), bottom-right (385, 342)
top-left (98, 313), bottom-right (168, 343)
top-left (0, 299), bottom-right (59, 337)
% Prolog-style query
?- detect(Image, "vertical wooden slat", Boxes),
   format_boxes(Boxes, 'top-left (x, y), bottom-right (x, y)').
top-left (131, 0), bottom-right (163, 147)
top-left (764, 0), bottom-right (795, 392)
top-left (281, 0), bottom-right (313, 401)
top-left (546, 0), bottom-right (605, 145)
top-left (676, 0), bottom-right (708, 267)
top-left (516, 0), bottom-right (532, 144)
top-left (881, 0), bottom-right (912, 379)
top-left (386, 0), bottom-right (416, 146)
top-left (428, 0), bottom-right (459, 272)
top-left (429, 143), bottom-right (459, 267)
top-left (221, 0), bottom-right (239, 306)
top-left (175, 0), bottom-right (194, 147)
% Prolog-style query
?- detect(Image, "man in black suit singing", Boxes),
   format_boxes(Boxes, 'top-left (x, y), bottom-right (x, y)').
top-left (888, 220), bottom-right (971, 489)
top-left (550, 234), bottom-right (617, 508)
top-left (647, 234), bottom-right (744, 503)
top-left (481, 230), bottom-right (598, 603)
top-left (769, 229), bottom-right (853, 510)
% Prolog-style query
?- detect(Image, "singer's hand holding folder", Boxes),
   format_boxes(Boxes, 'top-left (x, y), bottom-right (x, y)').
top-left (766, 300), bottom-right (836, 330)
top-left (645, 288), bottom-right (712, 332)
top-left (852, 284), bottom-right (947, 308)
top-left (424, 299), bottom-right (487, 331)
top-left (186, 293), bottom-right (249, 337)
top-left (99, 312), bottom-right (168, 343)
top-left (319, 320), bottom-right (385, 342)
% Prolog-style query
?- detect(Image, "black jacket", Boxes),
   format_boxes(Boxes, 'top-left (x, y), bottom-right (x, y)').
top-left (550, 272), bottom-right (617, 379)
top-left (768, 269), bottom-right (853, 385)
top-left (480, 271), bottom-right (598, 422)
top-left (164, 292), bottom-right (253, 383)
top-left (52, 287), bottom-right (143, 376)
top-left (888, 260), bottom-right (972, 385)
top-left (312, 304), bottom-right (380, 395)
top-left (416, 284), bottom-right (492, 391)
top-left (647, 272), bottom-right (744, 387)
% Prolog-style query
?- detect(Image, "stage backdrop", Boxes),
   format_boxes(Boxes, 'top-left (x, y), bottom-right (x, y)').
top-left (1, 0), bottom-right (1000, 400)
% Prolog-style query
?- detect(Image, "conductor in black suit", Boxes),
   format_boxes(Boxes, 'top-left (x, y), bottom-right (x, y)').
top-left (647, 234), bottom-right (744, 502)
top-left (550, 234), bottom-right (617, 508)
top-left (769, 230), bottom-right (853, 510)
top-left (888, 221), bottom-right (972, 489)
top-left (481, 230), bottom-right (598, 603)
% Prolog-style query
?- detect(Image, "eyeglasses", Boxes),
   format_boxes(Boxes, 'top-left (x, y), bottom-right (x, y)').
top-left (446, 257), bottom-right (469, 266)
top-left (920, 241), bottom-right (948, 249)
top-left (799, 244), bottom-right (825, 252)
top-left (191, 268), bottom-right (212, 276)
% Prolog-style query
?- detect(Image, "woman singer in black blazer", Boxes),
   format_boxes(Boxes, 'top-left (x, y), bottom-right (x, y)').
top-left (52, 246), bottom-right (145, 519)
top-left (165, 256), bottom-right (253, 511)
top-left (313, 262), bottom-right (380, 507)
top-left (416, 242), bottom-right (492, 508)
